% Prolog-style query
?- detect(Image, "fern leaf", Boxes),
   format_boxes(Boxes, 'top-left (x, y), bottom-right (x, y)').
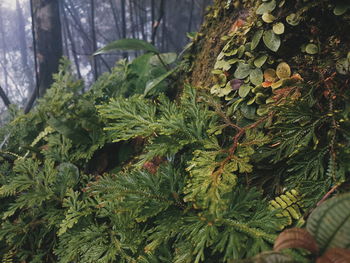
top-left (269, 190), bottom-right (303, 229)
top-left (1, 250), bottom-right (14, 263)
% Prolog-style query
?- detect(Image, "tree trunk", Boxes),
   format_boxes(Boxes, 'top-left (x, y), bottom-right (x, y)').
top-left (0, 6), bottom-right (9, 92)
top-left (109, 0), bottom-right (122, 39)
top-left (90, 0), bottom-right (98, 80)
top-left (32, 0), bottom-right (63, 97)
top-left (121, 0), bottom-right (128, 59)
top-left (151, 0), bottom-right (165, 45)
top-left (16, 0), bottom-right (35, 93)
top-left (61, 2), bottom-right (82, 79)
top-left (0, 85), bottom-right (11, 108)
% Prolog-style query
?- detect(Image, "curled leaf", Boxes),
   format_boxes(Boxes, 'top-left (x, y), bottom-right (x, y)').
top-left (274, 228), bottom-right (319, 254)
top-left (286, 13), bottom-right (301, 26)
top-left (262, 13), bottom-right (276, 23)
top-left (317, 248), bottom-right (350, 263)
top-left (333, 3), bottom-right (350, 16)
top-left (271, 79), bottom-right (283, 90)
top-left (305, 43), bottom-right (319, 55)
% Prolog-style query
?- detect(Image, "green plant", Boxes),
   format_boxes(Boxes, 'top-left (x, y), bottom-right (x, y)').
top-left (245, 193), bottom-right (350, 262)
top-left (0, 0), bottom-right (350, 262)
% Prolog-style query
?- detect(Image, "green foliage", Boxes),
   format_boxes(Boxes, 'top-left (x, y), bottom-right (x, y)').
top-left (306, 193), bottom-right (350, 252)
top-left (0, 1), bottom-right (350, 262)
top-left (247, 193), bottom-right (350, 262)
top-left (94, 38), bottom-right (159, 55)
top-left (269, 190), bottom-right (303, 229)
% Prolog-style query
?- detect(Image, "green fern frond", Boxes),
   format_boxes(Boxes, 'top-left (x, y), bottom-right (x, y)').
top-left (269, 190), bottom-right (303, 229)
top-left (1, 250), bottom-right (14, 263)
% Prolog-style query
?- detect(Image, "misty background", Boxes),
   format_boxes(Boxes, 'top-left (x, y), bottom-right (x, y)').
top-left (0, 0), bottom-right (212, 121)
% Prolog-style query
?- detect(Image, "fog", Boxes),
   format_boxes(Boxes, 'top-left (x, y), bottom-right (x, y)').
top-left (0, 0), bottom-right (212, 121)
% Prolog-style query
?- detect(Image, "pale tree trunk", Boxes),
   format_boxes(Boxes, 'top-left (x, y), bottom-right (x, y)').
top-left (0, 5), bottom-right (9, 92)
top-left (61, 2), bottom-right (82, 79)
top-left (16, 0), bottom-right (35, 93)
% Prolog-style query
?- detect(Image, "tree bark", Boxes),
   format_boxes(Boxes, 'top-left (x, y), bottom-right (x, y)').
top-left (32, 0), bottom-right (63, 97)
top-left (151, 0), bottom-right (165, 45)
top-left (0, 85), bottom-right (11, 109)
top-left (90, 0), bottom-right (98, 80)
top-left (109, 0), bottom-right (122, 39)
top-left (121, 0), bottom-right (128, 59)
top-left (16, 0), bottom-right (35, 93)
top-left (61, 2), bottom-right (82, 79)
top-left (0, 6), bottom-right (9, 91)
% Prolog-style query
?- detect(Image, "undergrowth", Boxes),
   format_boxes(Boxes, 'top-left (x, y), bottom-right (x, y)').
top-left (0, 0), bottom-right (349, 262)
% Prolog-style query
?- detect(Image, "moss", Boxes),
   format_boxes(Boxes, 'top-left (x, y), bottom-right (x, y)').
top-left (186, 1), bottom-right (238, 88)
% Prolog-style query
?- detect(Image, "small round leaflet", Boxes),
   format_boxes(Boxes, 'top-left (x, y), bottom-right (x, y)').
top-left (276, 62), bottom-right (291, 79)
top-left (273, 22), bottom-right (285, 35)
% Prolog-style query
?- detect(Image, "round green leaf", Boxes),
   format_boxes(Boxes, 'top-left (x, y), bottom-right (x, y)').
top-left (276, 62), bottom-right (291, 79)
top-left (263, 30), bottom-right (281, 52)
top-left (251, 29), bottom-right (264, 50)
top-left (273, 22), bottom-right (285, 35)
top-left (262, 13), bottom-right (276, 23)
top-left (305, 43), bottom-right (319, 55)
top-left (256, 0), bottom-right (276, 15)
top-left (239, 84), bottom-right (252, 98)
top-left (250, 68), bottom-right (264, 86)
top-left (254, 55), bottom-right (268, 68)
top-left (234, 63), bottom-right (252, 79)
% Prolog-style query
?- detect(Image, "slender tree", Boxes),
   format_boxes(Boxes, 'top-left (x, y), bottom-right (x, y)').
top-left (16, 0), bottom-right (35, 92)
top-left (90, 0), bottom-right (99, 80)
top-left (0, 5), bottom-right (9, 92)
top-left (61, 1), bottom-right (82, 79)
top-left (151, 0), bottom-right (165, 45)
top-left (0, 85), bottom-right (11, 109)
top-left (32, 0), bottom-right (62, 97)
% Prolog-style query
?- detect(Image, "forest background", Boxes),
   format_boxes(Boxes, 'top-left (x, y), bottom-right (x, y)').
top-left (0, 0), bottom-right (211, 120)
